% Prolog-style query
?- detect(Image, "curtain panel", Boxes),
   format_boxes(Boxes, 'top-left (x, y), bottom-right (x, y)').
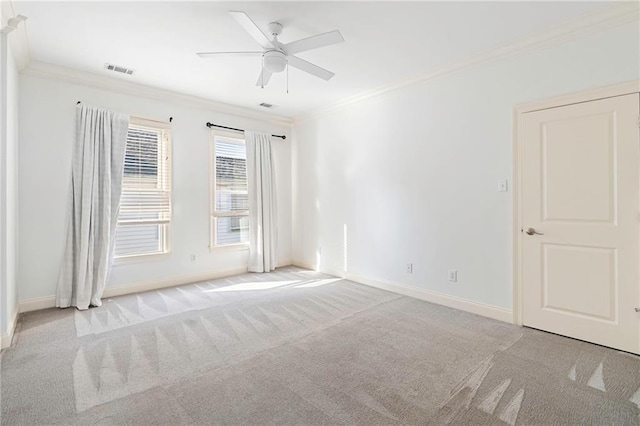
top-left (56, 104), bottom-right (129, 310)
top-left (246, 131), bottom-right (278, 273)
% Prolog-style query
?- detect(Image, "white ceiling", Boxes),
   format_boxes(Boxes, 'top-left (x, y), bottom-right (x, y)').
top-left (14, 1), bottom-right (607, 118)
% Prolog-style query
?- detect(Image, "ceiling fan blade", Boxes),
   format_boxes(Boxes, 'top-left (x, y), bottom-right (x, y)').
top-left (288, 55), bottom-right (335, 81)
top-left (197, 51), bottom-right (263, 58)
top-left (284, 30), bottom-right (344, 55)
top-left (256, 68), bottom-right (273, 87)
top-left (228, 11), bottom-right (273, 50)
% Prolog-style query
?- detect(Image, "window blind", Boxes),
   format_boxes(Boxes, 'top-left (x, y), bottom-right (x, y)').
top-left (212, 135), bottom-right (249, 247)
top-left (115, 118), bottom-right (172, 258)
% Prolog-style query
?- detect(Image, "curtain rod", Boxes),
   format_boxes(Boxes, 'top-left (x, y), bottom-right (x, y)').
top-left (206, 122), bottom-right (286, 140)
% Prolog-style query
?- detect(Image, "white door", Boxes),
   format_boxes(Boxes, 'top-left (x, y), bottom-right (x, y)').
top-left (521, 93), bottom-right (640, 354)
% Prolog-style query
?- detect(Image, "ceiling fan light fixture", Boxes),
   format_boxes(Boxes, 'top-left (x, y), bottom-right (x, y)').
top-left (263, 50), bottom-right (286, 73)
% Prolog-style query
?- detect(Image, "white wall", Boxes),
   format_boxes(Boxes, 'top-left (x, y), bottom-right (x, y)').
top-left (18, 75), bottom-right (292, 302)
top-left (5, 33), bottom-right (18, 329)
top-left (292, 22), bottom-right (640, 310)
top-left (0, 20), bottom-right (20, 342)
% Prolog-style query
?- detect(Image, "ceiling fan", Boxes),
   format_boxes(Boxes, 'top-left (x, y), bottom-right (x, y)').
top-left (197, 11), bottom-right (344, 88)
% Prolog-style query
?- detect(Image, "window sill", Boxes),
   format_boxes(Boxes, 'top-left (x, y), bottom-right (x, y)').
top-left (210, 244), bottom-right (249, 253)
top-left (114, 252), bottom-right (171, 266)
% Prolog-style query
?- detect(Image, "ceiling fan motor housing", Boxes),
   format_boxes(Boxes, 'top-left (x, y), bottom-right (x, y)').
top-left (264, 50), bottom-right (287, 73)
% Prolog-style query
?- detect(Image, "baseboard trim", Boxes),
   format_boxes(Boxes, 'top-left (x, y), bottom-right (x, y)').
top-left (103, 267), bottom-right (249, 299)
top-left (291, 261), bottom-right (346, 279)
top-left (277, 259), bottom-right (294, 269)
top-left (345, 272), bottom-right (514, 324)
top-left (291, 260), bottom-right (315, 270)
top-left (18, 265), bottom-right (513, 325)
top-left (18, 295), bottom-right (56, 313)
top-left (1, 306), bottom-right (19, 349)
top-left (18, 267), bottom-right (249, 313)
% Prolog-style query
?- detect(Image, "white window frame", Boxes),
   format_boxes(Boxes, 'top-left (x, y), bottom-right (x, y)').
top-left (114, 117), bottom-right (172, 264)
top-left (210, 130), bottom-right (249, 251)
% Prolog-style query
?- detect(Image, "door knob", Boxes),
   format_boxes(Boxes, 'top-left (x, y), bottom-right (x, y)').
top-left (524, 227), bottom-right (544, 236)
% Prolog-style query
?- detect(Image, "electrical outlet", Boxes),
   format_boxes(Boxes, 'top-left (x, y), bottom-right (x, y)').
top-left (190, 254), bottom-right (197, 262)
top-left (448, 269), bottom-right (457, 282)
top-left (406, 263), bottom-right (413, 274)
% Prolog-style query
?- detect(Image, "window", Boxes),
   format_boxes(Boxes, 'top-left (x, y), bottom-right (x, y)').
top-left (211, 132), bottom-right (249, 248)
top-left (115, 117), bottom-right (172, 259)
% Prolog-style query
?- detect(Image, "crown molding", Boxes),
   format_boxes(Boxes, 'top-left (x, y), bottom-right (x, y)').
top-left (21, 61), bottom-right (294, 127)
top-left (14, 2), bottom-right (639, 125)
top-left (1, 0), bottom-right (31, 70)
top-left (294, 2), bottom-right (640, 123)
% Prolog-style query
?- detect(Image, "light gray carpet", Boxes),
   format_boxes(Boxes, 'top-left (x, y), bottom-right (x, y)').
top-left (1, 266), bottom-right (639, 425)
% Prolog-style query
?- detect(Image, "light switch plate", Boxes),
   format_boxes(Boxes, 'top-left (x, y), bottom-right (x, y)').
top-left (498, 179), bottom-right (508, 192)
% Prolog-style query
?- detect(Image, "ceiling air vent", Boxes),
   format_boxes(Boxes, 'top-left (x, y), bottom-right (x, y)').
top-left (104, 63), bottom-right (135, 76)
top-left (259, 102), bottom-right (274, 109)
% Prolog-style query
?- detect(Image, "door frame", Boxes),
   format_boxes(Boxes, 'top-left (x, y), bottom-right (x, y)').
top-left (512, 80), bottom-right (640, 325)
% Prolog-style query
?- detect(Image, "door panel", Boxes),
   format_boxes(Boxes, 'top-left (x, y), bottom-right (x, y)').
top-left (542, 243), bottom-right (616, 321)
top-left (542, 112), bottom-right (614, 223)
top-left (521, 93), bottom-right (639, 354)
